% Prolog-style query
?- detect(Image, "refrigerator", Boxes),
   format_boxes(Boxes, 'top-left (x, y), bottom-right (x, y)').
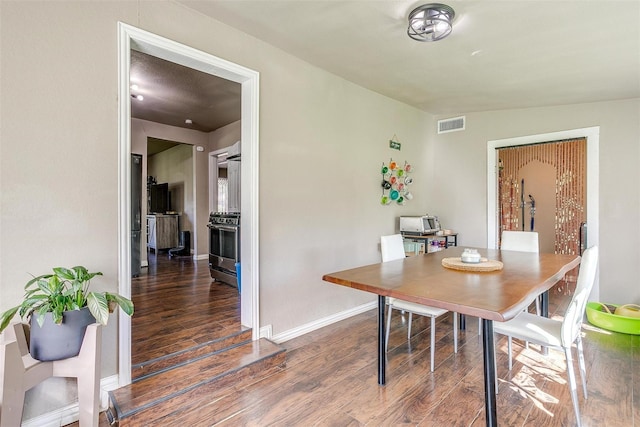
top-left (131, 154), bottom-right (143, 277)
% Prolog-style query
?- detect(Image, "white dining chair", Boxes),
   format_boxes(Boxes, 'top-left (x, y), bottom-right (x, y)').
top-left (499, 230), bottom-right (541, 351)
top-left (494, 245), bottom-right (598, 427)
top-left (500, 230), bottom-right (540, 253)
top-left (381, 234), bottom-right (457, 372)
top-left (482, 230), bottom-right (541, 333)
top-left (474, 231), bottom-right (541, 335)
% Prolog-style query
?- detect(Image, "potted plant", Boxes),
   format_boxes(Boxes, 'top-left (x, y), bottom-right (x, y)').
top-left (0, 266), bottom-right (134, 361)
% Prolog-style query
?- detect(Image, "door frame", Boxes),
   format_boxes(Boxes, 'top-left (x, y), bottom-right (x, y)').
top-left (486, 126), bottom-right (600, 297)
top-left (117, 23), bottom-right (260, 385)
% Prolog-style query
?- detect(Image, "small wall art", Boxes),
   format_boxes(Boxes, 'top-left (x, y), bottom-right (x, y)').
top-left (389, 134), bottom-right (401, 150)
top-left (380, 158), bottom-right (413, 205)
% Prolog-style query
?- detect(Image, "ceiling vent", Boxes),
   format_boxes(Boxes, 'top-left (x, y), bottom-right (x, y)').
top-left (438, 116), bottom-right (465, 134)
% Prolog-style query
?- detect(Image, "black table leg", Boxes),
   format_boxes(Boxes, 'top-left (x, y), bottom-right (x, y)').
top-left (459, 313), bottom-right (466, 330)
top-left (541, 290), bottom-right (549, 317)
top-left (378, 295), bottom-right (386, 385)
top-left (482, 319), bottom-right (497, 427)
top-left (541, 290), bottom-right (549, 354)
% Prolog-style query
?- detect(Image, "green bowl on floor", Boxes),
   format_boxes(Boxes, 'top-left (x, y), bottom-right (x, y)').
top-left (586, 302), bottom-right (640, 335)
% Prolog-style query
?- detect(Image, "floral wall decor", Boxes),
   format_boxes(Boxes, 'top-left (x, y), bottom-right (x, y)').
top-left (380, 158), bottom-right (413, 205)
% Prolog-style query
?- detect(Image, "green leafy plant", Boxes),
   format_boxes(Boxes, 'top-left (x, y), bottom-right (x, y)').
top-left (0, 266), bottom-right (134, 333)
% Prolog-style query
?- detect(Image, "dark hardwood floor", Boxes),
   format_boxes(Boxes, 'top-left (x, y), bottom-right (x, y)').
top-left (69, 255), bottom-right (638, 426)
top-left (130, 250), bottom-right (242, 371)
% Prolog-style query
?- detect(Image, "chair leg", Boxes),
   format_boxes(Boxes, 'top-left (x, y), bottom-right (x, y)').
top-left (385, 307), bottom-right (393, 352)
top-left (524, 304), bottom-right (532, 349)
top-left (0, 390), bottom-right (26, 427)
top-left (52, 324), bottom-right (102, 427)
top-left (508, 336), bottom-right (513, 370)
top-left (430, 316), bottom-right (436, 372)
top-left (564, 347), bottom-right (583, 427)
top-left (407, 313), bottom-right (413, 342)
top-left (0, 341), bottom-right (27, 427)
top-left (576, 335), bottom-right (588, 399)
top-left (494, 336), bottom-right (499, 394)
top-left (478, 318), bottom-right (482, 335)
top-left (76, 325), bottom-right (101, 427)
top-left (453, 312), bottom-right (458, 353)
top-left (76, 374), bottom-right (100, 427)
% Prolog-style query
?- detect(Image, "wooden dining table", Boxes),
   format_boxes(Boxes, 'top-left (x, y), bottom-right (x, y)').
top-left (322, 246), bottom-right (581, 427)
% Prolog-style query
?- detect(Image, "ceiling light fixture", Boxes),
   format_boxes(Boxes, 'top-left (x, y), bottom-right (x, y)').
top-left (130, 94), bottom-right (144, 101)
top-left (407, 3), bottom-right (455, 42)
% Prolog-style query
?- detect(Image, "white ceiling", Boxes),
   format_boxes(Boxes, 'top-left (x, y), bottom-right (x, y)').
top-left (134, 1), bottom-right (640, 132)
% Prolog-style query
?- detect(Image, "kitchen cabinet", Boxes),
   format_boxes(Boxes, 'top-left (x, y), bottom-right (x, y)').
top-left (147, 214), bottom-right (179, 251)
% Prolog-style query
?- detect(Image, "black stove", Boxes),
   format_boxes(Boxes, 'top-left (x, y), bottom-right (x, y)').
top-left (208, 212), bottom-right (240, 226)
top-left (208, 212), bottom-right (240, 288)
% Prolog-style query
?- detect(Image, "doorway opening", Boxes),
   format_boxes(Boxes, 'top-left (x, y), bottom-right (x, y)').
top-left (487, 126), bottom-right (600, 299)
top-left (118, 23), bottom-right (260, 385)
top-left (208, 147), bottom-right (234, 214)
top-left (497, 138), bottom-right (587, 256)
top-left (217, 159), bottom-right (229, 213)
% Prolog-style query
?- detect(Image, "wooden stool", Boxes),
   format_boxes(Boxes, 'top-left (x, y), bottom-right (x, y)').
top-left (0, 322), bottom-right (102, 427)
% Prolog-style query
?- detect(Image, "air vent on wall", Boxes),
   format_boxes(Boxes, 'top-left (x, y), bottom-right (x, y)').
top-left (438, 116), bottom-right (465, 134)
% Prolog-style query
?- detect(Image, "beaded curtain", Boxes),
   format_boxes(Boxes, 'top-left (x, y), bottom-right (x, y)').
top-left (498, 138), bottom-right (586, 255)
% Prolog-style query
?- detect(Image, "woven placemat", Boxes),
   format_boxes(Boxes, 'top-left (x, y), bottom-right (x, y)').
top-left (442, 257), bottom-right (504, 272)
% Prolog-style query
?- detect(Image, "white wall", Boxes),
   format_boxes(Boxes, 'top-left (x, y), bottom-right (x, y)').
top-left (431, 99), bottom-right (640, 304)
top-left (148, 144), bottom-right (194, 236)
top-left (209, 120), bottom-right (241, 152)
top-left (518, 160), bottom-right (556, 253)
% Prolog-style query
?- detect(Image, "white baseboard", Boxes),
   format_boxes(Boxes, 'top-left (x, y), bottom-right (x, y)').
top-left (99, 375), bottom-right (120, 410)
top-left (22, 402), bottom-right (78, 427)
top-left (194, 253), bottom-right (208, 261)
top-left (22, 375), bottom-right (119, 427)
top-left (259, 324), bottom-right (273, 339)
top-left (270, 301), bottom-right (377, 344)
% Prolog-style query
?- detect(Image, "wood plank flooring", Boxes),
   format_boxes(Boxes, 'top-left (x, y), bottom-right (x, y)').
top-left (69, 254), bottom-right (639, 426)
top-left (131, 250), bottom-right (243, 376)
top-left (110, 338), bottom-right (286, 425)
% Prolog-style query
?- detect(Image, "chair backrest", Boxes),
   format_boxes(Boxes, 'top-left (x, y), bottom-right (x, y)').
top-left (501, 231), bottom-right (539, 253)
top-left (381, 234), bottom-right (406, 262)
top-left (561, 245), bottom-right (598, 346)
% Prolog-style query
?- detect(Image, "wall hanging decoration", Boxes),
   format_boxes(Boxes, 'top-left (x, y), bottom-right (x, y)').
top-left (380, 158), bottom-right (413, 205)
top-left (389, 134), bottom-right (401, 150)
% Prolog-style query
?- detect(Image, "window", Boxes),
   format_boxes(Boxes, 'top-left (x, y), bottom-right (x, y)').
top-left (217, 177), bottom-right (228, 212)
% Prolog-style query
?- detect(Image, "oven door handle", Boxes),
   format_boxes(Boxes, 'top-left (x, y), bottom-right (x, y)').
top-left (208, 225), bottom-right (239, 232)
